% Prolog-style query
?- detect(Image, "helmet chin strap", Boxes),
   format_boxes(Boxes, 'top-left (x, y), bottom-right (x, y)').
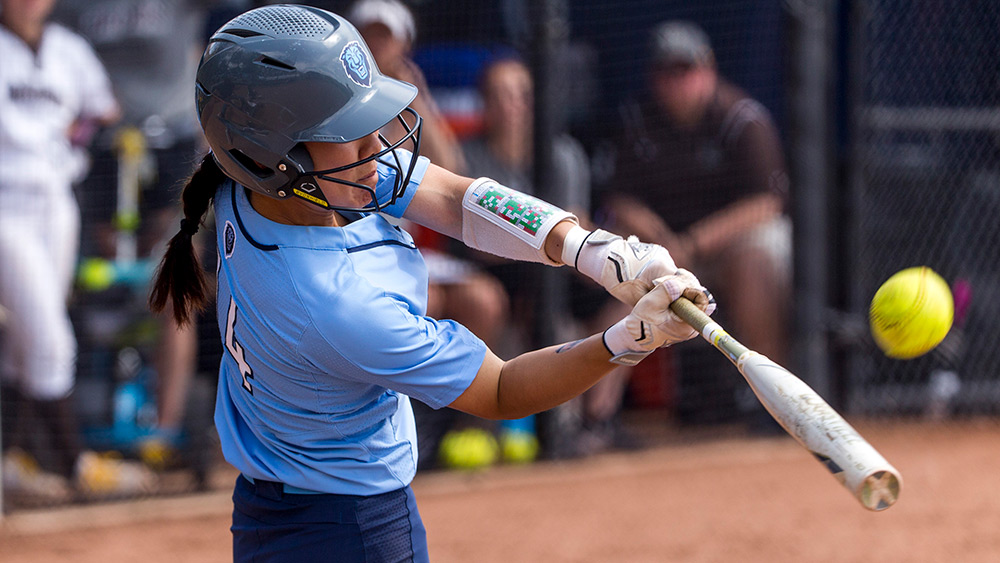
top-left (283, 144), bottom-right (365, 211)
top-left (288, 173), bottom-right (386, 212)
top-left (281, 145), bottom-right (332, 208)
top-left (289, 176), bottom-right (335, 209)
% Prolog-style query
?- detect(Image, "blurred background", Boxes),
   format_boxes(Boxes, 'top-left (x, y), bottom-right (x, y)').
top-left (2, 0), bottom-right (998, 513)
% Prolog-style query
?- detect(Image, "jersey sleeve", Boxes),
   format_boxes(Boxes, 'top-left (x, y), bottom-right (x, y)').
top-left (376, 148), bottom-right (430, 218)
top-left (65, 30), bottom-right (118, 120)
top-left (298, 274), bottom-right (486, 410)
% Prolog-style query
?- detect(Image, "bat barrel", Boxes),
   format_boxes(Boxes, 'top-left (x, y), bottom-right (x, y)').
top-left (736, 352), bottom-right (903, 511)
top-left (670, 297), bottom-right (902, 511)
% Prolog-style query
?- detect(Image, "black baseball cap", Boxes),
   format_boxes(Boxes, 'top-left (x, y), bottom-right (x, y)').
top-left (649, 21), bottom-right (714, 68)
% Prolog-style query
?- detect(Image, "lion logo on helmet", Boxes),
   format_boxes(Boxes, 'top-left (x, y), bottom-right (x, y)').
top-left (340, 41), bottom-right (372, 88)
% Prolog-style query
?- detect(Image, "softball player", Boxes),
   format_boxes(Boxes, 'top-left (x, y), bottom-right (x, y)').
top-left (150, 5), bottom-right (714, 561)
top-left (0, 0), bottom-right (155, 497)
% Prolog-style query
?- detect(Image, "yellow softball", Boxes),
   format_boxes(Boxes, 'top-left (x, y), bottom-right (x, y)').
top-left (869, 267), bottom-right (953, 359)
top-left (438, 428), bottom-right (499, 470)
top-left (500, 431), bottom-right (539, 464)
top-left (78, 257), bottom-right (115, 292)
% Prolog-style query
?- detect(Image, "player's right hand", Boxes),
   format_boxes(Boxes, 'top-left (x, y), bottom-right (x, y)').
top-left (602, 269), bottom-right (715, 366)
top-left (561, 227), bottom-right (678, 306)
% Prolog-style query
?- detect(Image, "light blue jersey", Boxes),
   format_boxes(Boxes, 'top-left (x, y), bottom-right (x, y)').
top-left (212, 151), bottom-right (487, 496)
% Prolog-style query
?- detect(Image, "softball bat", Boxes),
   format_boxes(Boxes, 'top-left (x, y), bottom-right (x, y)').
top-left (670, 297), bottom-right (902, 511)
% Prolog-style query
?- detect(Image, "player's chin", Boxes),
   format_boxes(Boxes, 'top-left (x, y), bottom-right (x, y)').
top-left (320, 185), bottom-right (375, 210)
top-left (326, 196), bottom-right (372, 210)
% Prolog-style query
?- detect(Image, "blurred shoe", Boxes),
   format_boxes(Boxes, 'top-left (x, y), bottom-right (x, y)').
top-left (576, 418), bottom-right (646, 456)
top-left (74, 450), bottom-right (156, 498)
top-left (138, 430), bottom-right (183, 471)
top-left (2, 448), bottom-right (72, 503)
top-left (574, 422), bottom-right (612, 457)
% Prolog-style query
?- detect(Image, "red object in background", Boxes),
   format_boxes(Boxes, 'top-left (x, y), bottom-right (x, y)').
top-left (444, 112), bottom-right (484, 140)
top-left (627, 347), bottom-right (676, 409)
top-left (409, 222), bottom-right (446, 251)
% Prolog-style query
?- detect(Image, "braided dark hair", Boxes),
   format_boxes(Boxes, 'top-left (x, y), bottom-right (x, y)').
top-left (149, 153), bottom-right (226, 325)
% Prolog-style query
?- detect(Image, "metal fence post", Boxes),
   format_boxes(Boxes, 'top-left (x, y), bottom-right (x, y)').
top-left (785, 0), bottom-right (834, 400)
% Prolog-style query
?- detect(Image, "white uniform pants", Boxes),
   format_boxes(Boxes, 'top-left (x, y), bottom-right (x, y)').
top-left (0, 187), bottom-right (80, 400)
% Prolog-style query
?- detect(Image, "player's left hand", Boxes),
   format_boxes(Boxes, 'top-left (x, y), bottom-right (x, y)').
top-left (603, 269), bottom-right (715, 365)
top-left (644, 270), bottom-right (716, 336)
top-left (562, 227), bottom-right (678, 305)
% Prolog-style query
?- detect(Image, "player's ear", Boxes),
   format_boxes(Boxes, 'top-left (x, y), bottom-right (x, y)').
top-left (287, 143), bottom-right (313, 173)
top-left (284, 144), bottom-right (332, 207)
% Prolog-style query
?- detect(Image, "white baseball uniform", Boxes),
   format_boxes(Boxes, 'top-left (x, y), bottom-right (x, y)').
top-left (0, 23), bottom-right (117, 399)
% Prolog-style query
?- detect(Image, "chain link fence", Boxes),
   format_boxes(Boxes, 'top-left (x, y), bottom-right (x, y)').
top-left (3, 0), bottom-right (998, 514)
top-left (843, 0), bottom-right (1000, 417)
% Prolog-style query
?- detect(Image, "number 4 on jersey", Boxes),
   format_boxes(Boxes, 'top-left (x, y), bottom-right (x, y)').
top-left (226, 296), bottom-right (255, 394)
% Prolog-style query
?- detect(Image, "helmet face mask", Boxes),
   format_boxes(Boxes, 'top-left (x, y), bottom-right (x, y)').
top-left (296, 108), bottom-right (423, 212)
top-left (196, 4), bottom-right (423, 212)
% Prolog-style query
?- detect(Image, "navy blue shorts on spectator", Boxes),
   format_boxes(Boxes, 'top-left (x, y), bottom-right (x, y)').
top-left (232, 475), bottom-right (429, 563)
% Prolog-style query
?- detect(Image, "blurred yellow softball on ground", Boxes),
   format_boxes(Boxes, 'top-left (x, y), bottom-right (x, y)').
top-left (438, 428), bottom-right (499, 470)
top-left (869, 267), bottom-right (953, 359)
top-left (500, 431), bottom-right (539, 464)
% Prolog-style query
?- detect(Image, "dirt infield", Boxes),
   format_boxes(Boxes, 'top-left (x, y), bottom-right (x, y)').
top-left (3, 419), bottom-right (998, 562)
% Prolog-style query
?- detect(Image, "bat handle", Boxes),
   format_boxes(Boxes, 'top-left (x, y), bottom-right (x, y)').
top-left (669, 297), bottom-right (712, 332)
top-left (669, 297), bottom-right (751, 365)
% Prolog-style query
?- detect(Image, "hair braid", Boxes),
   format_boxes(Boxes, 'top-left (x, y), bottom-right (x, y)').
top-left (149, 153), bottom-right (226, 325)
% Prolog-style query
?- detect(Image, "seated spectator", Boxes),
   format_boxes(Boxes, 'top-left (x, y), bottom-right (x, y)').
top-left (349, 0), bottom-right (465, 172)
top-left (459, 55), bottom-right (596, 458)
top-left (461, 56), bottom-right (593, 344)
top-left (594, 21), bottom-right (791, 432)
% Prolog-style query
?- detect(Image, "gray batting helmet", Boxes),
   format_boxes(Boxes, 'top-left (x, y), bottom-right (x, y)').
top-left (196, 4), bottom-right (422, 211)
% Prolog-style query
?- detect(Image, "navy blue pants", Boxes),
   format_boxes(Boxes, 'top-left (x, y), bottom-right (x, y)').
top-left (232, 475), bottom-right (429, 562)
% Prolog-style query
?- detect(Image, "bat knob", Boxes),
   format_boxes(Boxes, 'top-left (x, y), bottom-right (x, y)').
top-left (859, 470), bottom-right (902, 511)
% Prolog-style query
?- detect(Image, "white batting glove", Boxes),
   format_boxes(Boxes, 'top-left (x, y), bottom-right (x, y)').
top-left (562, 226), bottom-right (677, 306)
top-left (603, 269), bottom-right (716, 366)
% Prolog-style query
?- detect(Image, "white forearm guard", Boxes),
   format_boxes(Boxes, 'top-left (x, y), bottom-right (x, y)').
top-left (461, 177), bottom-right (577, 266)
